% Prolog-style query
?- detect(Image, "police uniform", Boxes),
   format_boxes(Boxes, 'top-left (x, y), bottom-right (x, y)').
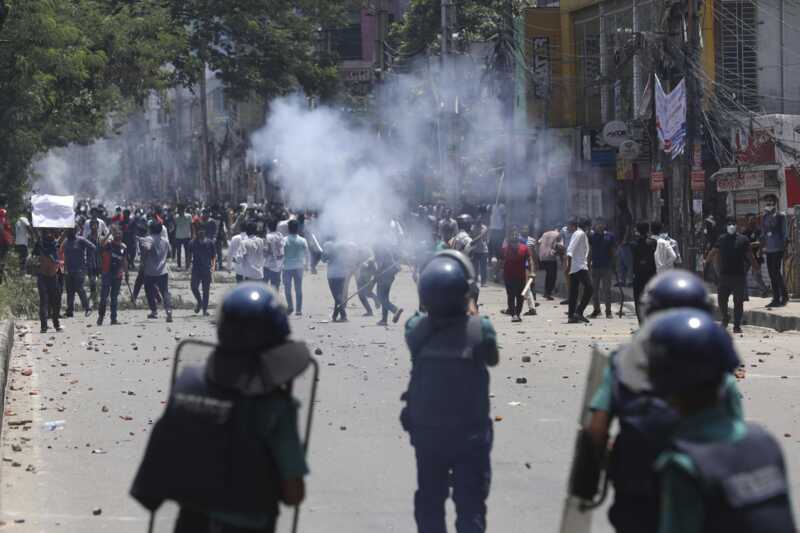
top-left (656, 407), bottom-right (794, 533)
top-left (589, 354), bottom-right (744, 533)
top-left (402, 311), bottom-right (498, 533)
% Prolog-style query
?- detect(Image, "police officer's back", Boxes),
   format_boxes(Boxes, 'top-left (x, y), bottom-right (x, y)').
top-left (643, 309), bottom-right (795, 533)
top-left (131, 283), bottom-right (309, 533)
top-left (586, 271), bottom-right (744, 533)
top-left (401, 250), bottom-right (498, 533)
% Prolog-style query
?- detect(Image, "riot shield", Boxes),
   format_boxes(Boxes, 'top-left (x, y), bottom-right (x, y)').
top-left (158, 339), bottom-right (320, 533)
top-left (557, 346), bottom-right (609, 533)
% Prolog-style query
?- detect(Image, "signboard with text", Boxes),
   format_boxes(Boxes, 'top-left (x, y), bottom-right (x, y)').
top-left (691, 169), bottom-right (706, 192)
top-left (650, 169), bottom-right (665, 191)
top-left (716, 171), bottom-right (766, 192)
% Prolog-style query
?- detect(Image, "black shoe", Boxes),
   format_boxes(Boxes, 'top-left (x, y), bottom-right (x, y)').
top-left (147, 312), bottom-right (158, 319)
top-left (567, 316), bottom-right (581, 324)
top-left (54, 325), bottom-right (63, 332)
top-left (721, 318), bottom-right (730, 328)
top-left (589, 309), bottom-right (601, 318)
top-left (545, 295), bottom-right (554, 301)
top-left (85, 308), bottom-right (92, 317)
top-left (511, 315), bottom-right (522, 323)
top-left (733, 326), bottom-right (743, 334)
top-left (110, 319), bottom-right (119, 325)
top-left (96, 316), bottom-right (103, 326)
top-left (500, 309), bottom-right (511, 315)
top-left (65, 312), bottom-right (74, 318)
top-left (766, 300), bottom-right (781, 308)
top-left (392, 308), bottom-right (404, 324)
top-left (166, 313), bottom-right (173, 323)
top-left (40, 326), bottom-right (48, 334)
top-left (606, 310), bottom-right (613, 319)
top-left (286, 307), bottom-right (294, 315)
top-left (295, 311), bottom-right (302, 316)
top-left (579, 315), bottom-right (590, 323)
top-left (376, 319), bottom-right (388, 326)
top-left (202, 311), bottom-right (210, 317)
top-left (339, 316), bottom-right (349, 323)
top-left (559, 299), bottom-right (568, 305)
top-left (194, 303), bottom-right (201, 314)
top-left (524, 308), bottom-right (537, 316)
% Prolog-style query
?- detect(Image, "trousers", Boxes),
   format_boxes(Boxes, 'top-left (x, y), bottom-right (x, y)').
top-left (766, 251), bottom-right (788, 302)
top-left (99, 273), bottom-right (121, 321)
top-left (191, 270), bottom-right (212, 312)
top-left (145, 274), bottom-right (172, 313)
top-left (377, 276), bottom-right (398, 322)
top-left (175, 238), bottom-right (191, 268)
top-left (264, 269), bottom-right (281, 290)
top-left (568, 269), bottom-right (593, 318)
top-left (283, 268), bottom-right (303, 312)
top-left (505, 278), bottom-right (524, 317)
top-left (718, 274), bottom-right (745, 327)
top-left (471, 253), bottom-right (488, 286)
top-left (591, 267), bottom-right (612, 311)
top-left (328, 277), bottom-right (347, 320)
top-left (174, 507), bottom-right (275, 533)
top-left (412, 426), bottom-right (493, 533)
top-left (541, 260), bottom-right (557, 297)
top-left (37, 274), bottom-right (61, 329)
top-left (65, 271), bottom-right (90, 314)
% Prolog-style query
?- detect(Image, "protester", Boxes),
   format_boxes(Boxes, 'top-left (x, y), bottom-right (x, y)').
top-left (264, 219), bottom-right (285, 290)
top-left (559, 218), bottom-right (577, 305)
top-left (61, 227), bottom-right (95, 317)
top-left (174, 206), bottom-right (193, 269)
top-left (469, 215), bottom-right (489, 287)
top-left (238, 222), bottom-right (266, 283)
top-left (566, 217), bottom-right (593, 323)
top-left (501, 226), bottom-right (531, 322)
top-left (323, 240), bottom-right (350, 322)
top-left (373, 241), bottom-right (403, 326)
top-left (521, 226), bottom-right (538, 316)
top-left (228, 224), bottom-right (249, 283)
top-left (706, 217), bottom-right (759, 333)
top-left (85, 220), bottom-right (102, 304)
top-left (188, 226), bottom-right (216, 316)
top-left (97, 225), bottom-right (128, 326)
top-left (139, 221), bottom-right (173, 322)
top-left (538, 226), bottom-right (561, 300)
top-left (653, 221), bottom-right (679, 273)
top-left (631, 222), bottom-right (658, 323)
top-left (761, 194), bottom-right (788, 307)
top-left (33, 230), bottom-right (63, 333)
top-left (12, 212), bottom-right (31, 274)
top-left (588, 218), bottom-right (616, 319)
top-left (282, 219), bottom-right (309, 316)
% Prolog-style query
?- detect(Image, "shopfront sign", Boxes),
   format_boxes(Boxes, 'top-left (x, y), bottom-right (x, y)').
top-left (650, 169), bottom-right (665, 191)
top-left (716, 171), bottom-right (766, 192)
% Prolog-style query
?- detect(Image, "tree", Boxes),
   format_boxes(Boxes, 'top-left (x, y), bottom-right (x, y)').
top-left (0, 0), bottom-right (181, 212)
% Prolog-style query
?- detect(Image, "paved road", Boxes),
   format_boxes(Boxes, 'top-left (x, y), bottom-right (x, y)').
top-left (1, 266), bottom-right (799, 533)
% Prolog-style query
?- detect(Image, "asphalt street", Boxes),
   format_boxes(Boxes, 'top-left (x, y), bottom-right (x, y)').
top-left (1, 265), bottom-right (799, 533)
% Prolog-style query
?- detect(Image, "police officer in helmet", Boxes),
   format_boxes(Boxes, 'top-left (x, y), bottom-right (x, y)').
top-left (641, 309), bottom-right (795, 533)
top-left (131, 283), bottom-right (310, 533)
top-left (583, 270), bottom-right (744, 533)
top-left (401, 250), bottom-right (499, 533)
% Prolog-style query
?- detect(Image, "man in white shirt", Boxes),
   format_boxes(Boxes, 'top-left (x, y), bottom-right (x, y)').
top-left (652, 221), bottom-right (679, 273)
top-left (566, 217), bottom-right (594, 323)
top-left (83, 207), bottom-right (109, 239)
top-left (15, 214), bottom-right (32, 273)
top-left (263, 219), bottom-right (285, 289)
top-left (227, 227), bottom-right (249, 282)
top-left (237, 222), bottom-right (265, 281)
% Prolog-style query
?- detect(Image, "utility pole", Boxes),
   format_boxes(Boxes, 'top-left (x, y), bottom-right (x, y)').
top-left (440, 0), bottom-right (456, 206)
top-left (199, 61), bottom-right (211, 202)
top-left (683, 0), bottom-right (701, 270)
top-left (501, 0), bottom-right (516, 220)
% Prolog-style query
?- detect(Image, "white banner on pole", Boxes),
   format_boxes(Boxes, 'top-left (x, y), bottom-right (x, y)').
top-left (655, 76), bottom-right (687, 159)
top-left (32, 194), bottom-right (75, 228)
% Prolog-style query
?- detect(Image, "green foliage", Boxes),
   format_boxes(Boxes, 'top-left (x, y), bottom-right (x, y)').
top-left (164, 0), bottom-right (347, 101)
top-left (0, 0), bottom-right (180, 212)
top-left (0, 271), bottom-right (38, 320)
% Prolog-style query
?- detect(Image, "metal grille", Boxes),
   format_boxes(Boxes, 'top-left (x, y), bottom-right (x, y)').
top-left (717, 1), bottom-right (759, 111)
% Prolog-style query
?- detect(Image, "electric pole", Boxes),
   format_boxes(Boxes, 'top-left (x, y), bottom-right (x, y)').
top-left (440, 0), bottom-right (456, 206)
top-left (199, 60), bottom-right (211, 202)
top-left (683, 0), bottom-right (701, 270)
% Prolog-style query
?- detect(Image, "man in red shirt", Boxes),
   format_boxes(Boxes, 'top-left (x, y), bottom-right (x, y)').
top-left (502, 225), bottom-right (533, 322)
top-left (97, 225), bottom-right (128, 325)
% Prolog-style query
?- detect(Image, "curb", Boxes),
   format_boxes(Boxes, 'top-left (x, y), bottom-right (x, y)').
top-left (0, 319), bottom-right (15, 431)
top-left (740, 308), bottom-right (800, 333)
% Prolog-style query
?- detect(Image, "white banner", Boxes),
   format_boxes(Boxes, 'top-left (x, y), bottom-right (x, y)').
top-left (655, 76), bottom-right (687, 159)
top-left (32, 194), bottom-right (75, 228)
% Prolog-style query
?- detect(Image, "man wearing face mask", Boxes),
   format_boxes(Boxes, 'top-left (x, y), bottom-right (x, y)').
top-left (760, 194), bottom-right (789, 307)
top-left (706, 217), bottom-right (759, 333)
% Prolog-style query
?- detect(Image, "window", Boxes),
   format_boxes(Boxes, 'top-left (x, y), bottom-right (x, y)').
top-left (331, 24), bottom-right (363, 61)
top-left (716, 1), bottom-right (759, 111)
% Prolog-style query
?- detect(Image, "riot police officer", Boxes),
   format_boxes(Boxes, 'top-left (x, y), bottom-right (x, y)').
top-left (584, 270), bottom-right (743, 533)
top-left (131, 283), bottom-right (310, 533)
top-left (401, 250), bottom-right (498, 533)
top-left (642, 309), bottom-right (796, 533)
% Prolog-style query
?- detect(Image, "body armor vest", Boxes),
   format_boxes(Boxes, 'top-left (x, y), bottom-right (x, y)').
top-left (675, 423), bottom-right (795, 533)
top-left (131, 366), bottom-right (281, 515)
top-left (404, 316), bottom-right (487, 430)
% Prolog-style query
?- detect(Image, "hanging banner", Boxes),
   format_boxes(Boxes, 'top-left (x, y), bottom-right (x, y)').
top-left (31, 194), bottom-right (75, 228)
top-left (655, 76), bottom-right (687, 159)
top-left (650, 168), bottom-right (665, 191)
top-left (691, 169), bottom-right (706, 192)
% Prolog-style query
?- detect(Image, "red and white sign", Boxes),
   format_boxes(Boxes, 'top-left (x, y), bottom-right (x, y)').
top-left (716, 171), bottom-right (766, 192)
top-left (691, 169), bottom-right (706, 192)
top-left (650, 169), bottom-right (665, 191)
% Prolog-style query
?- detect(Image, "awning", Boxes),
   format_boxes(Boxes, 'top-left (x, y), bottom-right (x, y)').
top-left (709, 164), bottom-right (780, 181)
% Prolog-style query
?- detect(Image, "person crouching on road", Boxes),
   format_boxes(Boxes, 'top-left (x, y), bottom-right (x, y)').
top-left (131, 283), bottom-right (310, 533)
top-left (401, 250), bottom-right (498, 533)
top-left (97, 225), bottom-right (128, 326)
